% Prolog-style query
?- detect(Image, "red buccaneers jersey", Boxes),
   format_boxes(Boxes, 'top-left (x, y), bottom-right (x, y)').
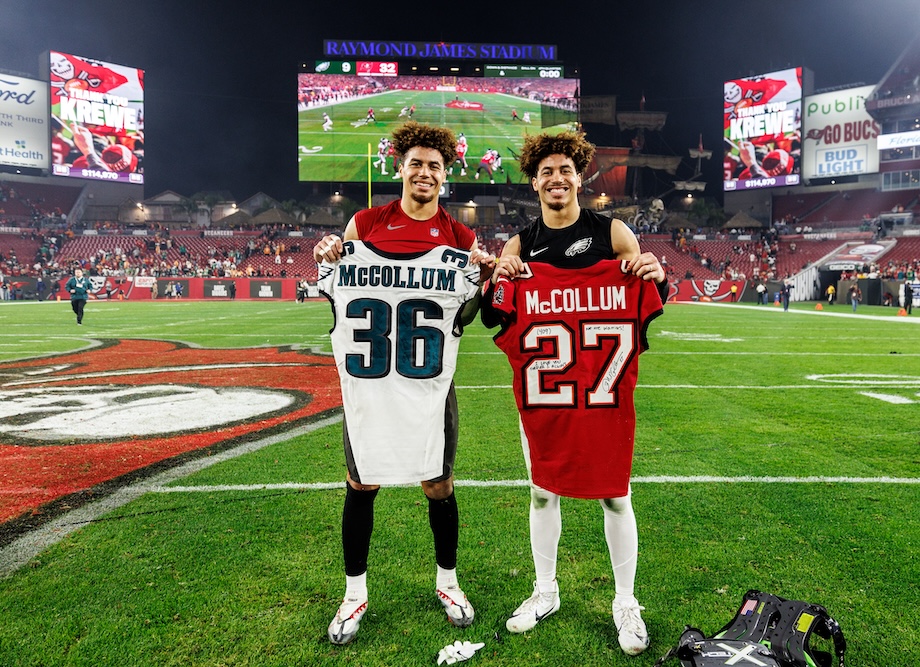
top-left (354, 199), bottom-right (476, 254)
top-left (492, 260), bottom-right (663, 499)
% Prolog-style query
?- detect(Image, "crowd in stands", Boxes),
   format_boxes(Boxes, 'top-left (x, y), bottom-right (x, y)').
top-left (0, 226), bottom-right (328, 284)
top-left (4, 214), bottom-right (920, 294)
top-left (296, 72), bottom-right (576, 112)
top-left (1, 181), bottom-right (75, 229)
top-left (3, 177), bottom-right (920, 301)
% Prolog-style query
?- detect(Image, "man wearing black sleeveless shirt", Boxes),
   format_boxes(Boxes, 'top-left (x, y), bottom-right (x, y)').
top-left (485, 131), bottom-right (666, 656)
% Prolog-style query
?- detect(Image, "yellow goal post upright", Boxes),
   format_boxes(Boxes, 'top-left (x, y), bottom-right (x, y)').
top-left (367, 142), bottom-right (372, 209)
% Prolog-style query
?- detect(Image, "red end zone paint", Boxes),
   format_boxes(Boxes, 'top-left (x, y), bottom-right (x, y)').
top-left (0, 340), bottom-right (342, 525)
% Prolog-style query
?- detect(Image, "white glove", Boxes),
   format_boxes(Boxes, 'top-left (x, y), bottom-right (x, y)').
top-left (437, 640), bottom-right (486, 664)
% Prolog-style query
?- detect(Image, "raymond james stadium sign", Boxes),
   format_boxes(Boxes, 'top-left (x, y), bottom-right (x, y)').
top-left (324, 39), bottom-right (558, 62)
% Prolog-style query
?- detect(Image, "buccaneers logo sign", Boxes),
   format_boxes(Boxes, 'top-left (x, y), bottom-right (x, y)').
top-left (668, 280), bottom-right (745, 303)
top-left (0, 339), bottom-right (341, 540)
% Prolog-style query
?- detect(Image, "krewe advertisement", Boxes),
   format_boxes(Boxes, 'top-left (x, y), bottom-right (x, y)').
top-left (723, 67), bottom-right (805, 191)
top-left (48, 50), bottom-right (144, 184)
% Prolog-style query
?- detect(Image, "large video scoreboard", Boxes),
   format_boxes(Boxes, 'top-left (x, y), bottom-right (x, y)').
top-left (723, 67), bottom-right (806, 191)
top-left (48, 50), bottom-right (144, 184)
top-left (297, 61), bottom-right (579, 184)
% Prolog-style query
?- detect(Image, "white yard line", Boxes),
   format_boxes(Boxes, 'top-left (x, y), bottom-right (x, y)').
top-left (145, 475), bottom-right (920, 494)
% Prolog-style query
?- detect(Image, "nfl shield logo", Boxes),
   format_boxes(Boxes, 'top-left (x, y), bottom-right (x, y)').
top-left (430, 228), bottom-right (440, 237)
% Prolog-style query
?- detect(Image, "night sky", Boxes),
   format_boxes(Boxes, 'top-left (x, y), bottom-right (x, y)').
top-left (1, 0), bottom-right (918, 204)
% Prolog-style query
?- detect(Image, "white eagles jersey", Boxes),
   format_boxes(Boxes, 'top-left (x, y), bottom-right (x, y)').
top-left (318, 240), bottom-right (480, 484)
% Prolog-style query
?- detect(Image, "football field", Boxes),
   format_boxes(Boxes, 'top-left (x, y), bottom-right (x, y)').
top-left (298, 90), bottom-right (571, 184)
top-left (0, 298), bottom-right (918, 666)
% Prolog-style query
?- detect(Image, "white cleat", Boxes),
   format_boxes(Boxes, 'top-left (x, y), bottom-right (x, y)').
top-left (437, 585), bottom-right (475, 628)
top-left (613, 597), bottom-right (649, 656)
top-left (506, 582), bottom-right (560, 633)
top-left (328, 595), bottom-right (368, 645)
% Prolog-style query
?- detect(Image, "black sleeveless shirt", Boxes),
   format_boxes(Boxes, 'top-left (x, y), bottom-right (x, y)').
top-left (517, 208), bottom-right (615, 268)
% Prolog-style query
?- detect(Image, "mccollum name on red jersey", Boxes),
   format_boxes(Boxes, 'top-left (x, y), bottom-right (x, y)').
top-left (524, 284), bottom-right (627, 315)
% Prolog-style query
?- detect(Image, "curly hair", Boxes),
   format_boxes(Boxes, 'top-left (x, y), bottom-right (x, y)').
top-left (518, 131), bottom-right (596, 180)
top-left (390, 121), bottom-right (457, 165)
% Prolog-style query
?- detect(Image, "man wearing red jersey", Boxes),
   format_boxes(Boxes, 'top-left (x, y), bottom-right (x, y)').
top-left (313, 122), bottom-right (494, 646)
top-left (485, 131), bottom-right (666, 656)
top-left (473, 148), bottom-right (497, 183)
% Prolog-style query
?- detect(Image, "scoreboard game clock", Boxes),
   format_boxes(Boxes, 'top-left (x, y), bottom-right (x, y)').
top-left (483, 64), bottom-right (564, 78)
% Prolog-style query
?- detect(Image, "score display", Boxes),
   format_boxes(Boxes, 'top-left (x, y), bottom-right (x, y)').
top-left (357, 61), bottom-right (398, 77)
top-left (314, 61), bottom-right (398, 76)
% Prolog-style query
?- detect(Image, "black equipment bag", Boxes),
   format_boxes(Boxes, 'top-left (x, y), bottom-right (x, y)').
top-left (655, 590), bottom-right (846, 667)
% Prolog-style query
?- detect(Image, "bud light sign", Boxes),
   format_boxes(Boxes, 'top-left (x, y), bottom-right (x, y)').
top-left (803, 85), bottom-right (879, 179)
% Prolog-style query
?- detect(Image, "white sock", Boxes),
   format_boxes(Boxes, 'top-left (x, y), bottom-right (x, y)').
top-left (436, 565), bottom-right (458, 589)
top-left (529, 486), bottom-right (561, 593)
top-left (345, 572), bottom-right (368, 600)
top-left (601, 493), bottom-right (639, 597)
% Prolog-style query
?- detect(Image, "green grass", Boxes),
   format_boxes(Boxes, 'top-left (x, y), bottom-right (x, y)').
top-left (1, 299), bottom-right (919, 666)
top-left (297, 89), bottom-right (574, 183)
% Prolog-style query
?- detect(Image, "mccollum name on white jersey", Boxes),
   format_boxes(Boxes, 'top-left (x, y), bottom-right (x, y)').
top-left (334, 263), bottom-right (461, 292)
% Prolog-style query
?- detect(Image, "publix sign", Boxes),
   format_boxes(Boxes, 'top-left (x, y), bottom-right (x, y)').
top-left (803, 85), bottom-right (879, 179)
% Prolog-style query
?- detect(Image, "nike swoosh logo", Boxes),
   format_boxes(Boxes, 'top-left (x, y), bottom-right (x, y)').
top-left (387, 223), bottom-right (407, 230)
top-left (529, 247), bottom-right (548, 257)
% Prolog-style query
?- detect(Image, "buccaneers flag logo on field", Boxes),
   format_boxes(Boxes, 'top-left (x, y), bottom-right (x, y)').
top-left (0, 339), bottom-right (341, 540)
